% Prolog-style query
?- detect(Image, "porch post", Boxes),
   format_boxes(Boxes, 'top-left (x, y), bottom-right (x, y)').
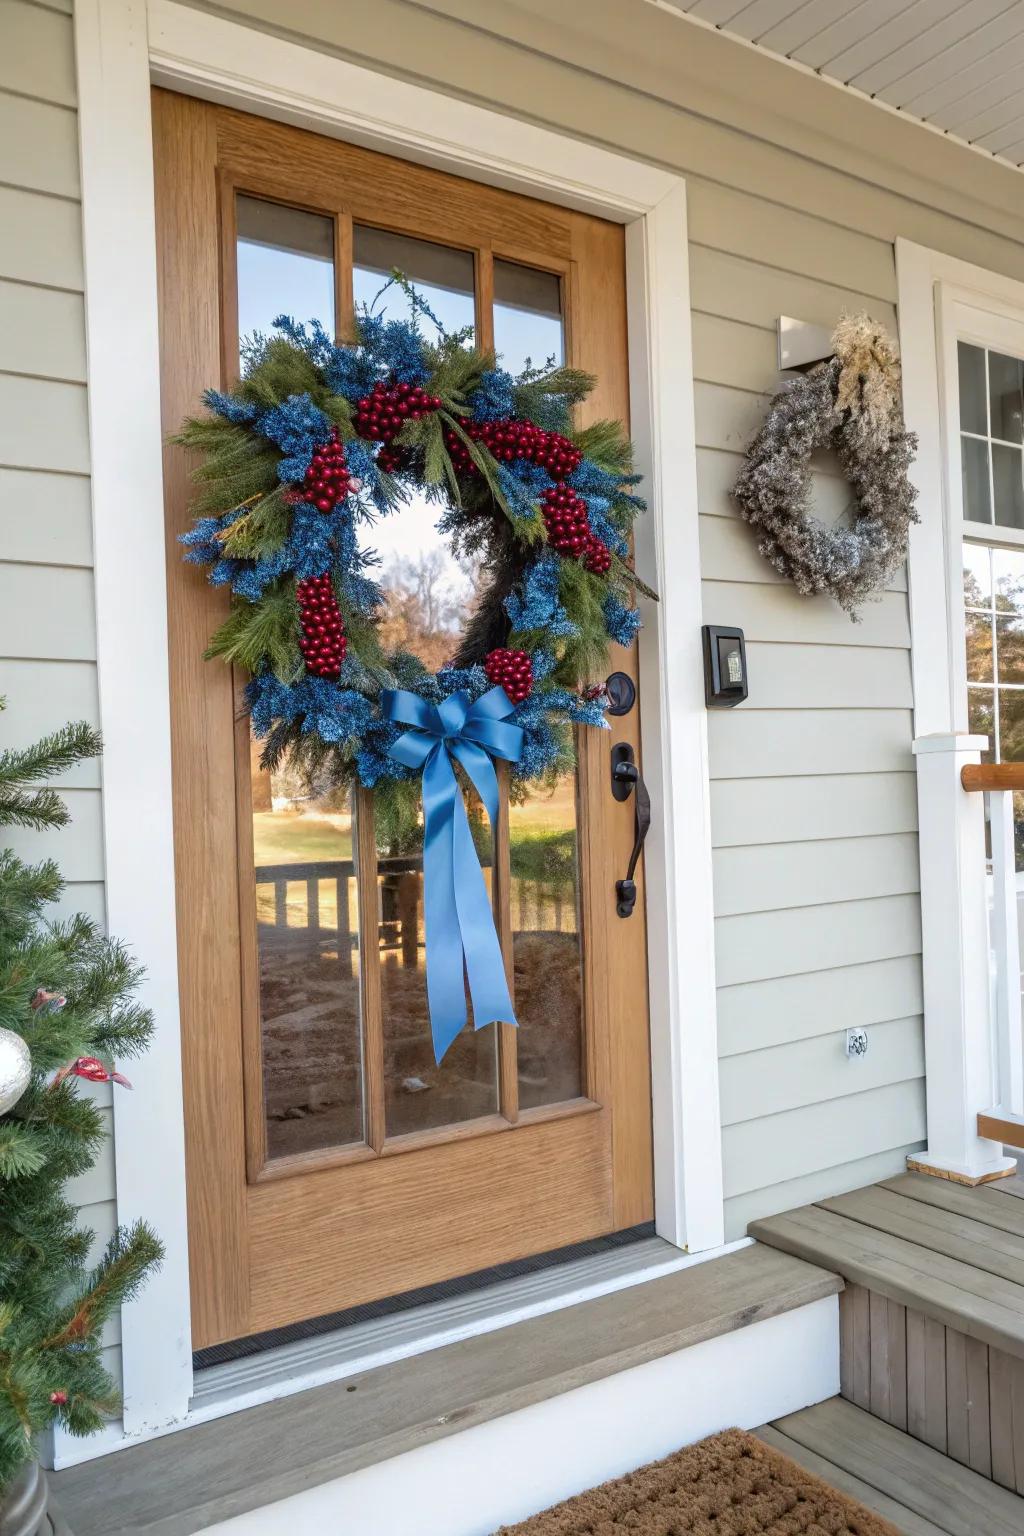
top-left (910, 733), bottom-right (1016, 1184)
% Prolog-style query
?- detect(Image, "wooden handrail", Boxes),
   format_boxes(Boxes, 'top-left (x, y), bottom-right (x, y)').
top-left (961, 763), bottom-right (1024, 792)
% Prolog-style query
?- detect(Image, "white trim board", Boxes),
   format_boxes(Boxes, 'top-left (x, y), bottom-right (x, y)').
top-left (68, 0), bottom-right (721, 1454)
top-left (202, 1297), bottom-right (840, 1536)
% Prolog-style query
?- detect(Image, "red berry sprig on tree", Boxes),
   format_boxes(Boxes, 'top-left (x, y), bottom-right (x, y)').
top-left (484, 647), bottom-right (534, 705)
top-left (300, 430), bottom-right (353, 513)
top-left (354, 380), bottom-right (442, 443)
top-left (582, 534), bottom-right (612, 575)
top-left (297, 573), bottom-right (347, 680)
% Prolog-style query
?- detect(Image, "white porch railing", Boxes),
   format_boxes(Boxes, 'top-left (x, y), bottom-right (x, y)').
top-left (910, 734), bottom-right (1019, 1184)
top-left (961, 762), bottom-right (1024, 1148)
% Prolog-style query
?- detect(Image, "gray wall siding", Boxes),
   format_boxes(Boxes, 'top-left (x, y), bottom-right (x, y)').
top-left (0, 0), bottom-right (119, 1371)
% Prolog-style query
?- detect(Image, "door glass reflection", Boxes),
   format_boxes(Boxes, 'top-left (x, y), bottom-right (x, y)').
top-left (494, 260), bottom-right (564, 376)
top-left (379, 781), bottom-right (500, 1137)
top-left (236, 195), bottom-right (335, 357)
top-left (511, 769), bottom-right (584, 1109)
top-left (251, 747), bottom-right (364, 1160)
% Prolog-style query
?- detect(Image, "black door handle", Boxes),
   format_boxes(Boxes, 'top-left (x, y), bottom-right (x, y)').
top-left (610, 742), bottom-right (651, 918)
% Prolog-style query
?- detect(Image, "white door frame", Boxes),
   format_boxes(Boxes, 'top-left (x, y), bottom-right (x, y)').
top-left (898, 239), bottom-right (1024, 1182)
top-left (71, 0), bottom-right (721, 1449)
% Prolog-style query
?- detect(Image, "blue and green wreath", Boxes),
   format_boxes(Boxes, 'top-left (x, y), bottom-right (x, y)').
top-left (177, 296), bottom-right (652, 1059)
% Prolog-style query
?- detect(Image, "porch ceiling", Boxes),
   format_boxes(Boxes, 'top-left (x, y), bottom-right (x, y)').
top-left (659, 0), bottom-right (1024, 169)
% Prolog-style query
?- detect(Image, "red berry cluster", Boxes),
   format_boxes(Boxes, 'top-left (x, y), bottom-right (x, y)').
top-left (442, 417), bottom-right (582, 480)
top-left (297, 574), bottom-right (347, 680)
top-left (484, 647), bottom-right (534, 704)
top-left (375, 444), bottom-right (412, 476)
top-left (540, 486), bottom-right (612, 575)
top-left (301, 431), bottom-right (353, 513)
top-left (354, 380), bottom-right (442, 443)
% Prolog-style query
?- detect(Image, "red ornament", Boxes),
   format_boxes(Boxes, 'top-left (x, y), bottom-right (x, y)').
top-left (297, 573), bottom-right (347, 680)
top-left (354, 379), bottom-right (442, 445)
top-left (50, 1390), bottom-right (68, 1407)
top-left (484, 647), bottom-right (534, 705)
top-left (299, 430), bottom-right (353, 513)
top-left (51, 1056), bottom-right (132, 1090)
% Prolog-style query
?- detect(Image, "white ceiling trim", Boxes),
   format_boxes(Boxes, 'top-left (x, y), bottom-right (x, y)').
top-left (648, 0), bottom-right (1024, 171)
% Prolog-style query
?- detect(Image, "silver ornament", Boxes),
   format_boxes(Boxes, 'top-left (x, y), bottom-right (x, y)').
top-left (0, 1026), bottom-right (32, 1115)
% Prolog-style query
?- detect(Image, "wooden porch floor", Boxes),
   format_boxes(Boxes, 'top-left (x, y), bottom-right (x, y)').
top-left (759, 1396), bottom-right (1023, 1535)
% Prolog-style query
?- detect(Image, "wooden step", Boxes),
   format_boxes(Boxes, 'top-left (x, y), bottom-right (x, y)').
top-left (750, 1185), bottom-right (1024, 1360)
top-left (51, 1242), bottom-right (839, 1536)
top-left (763, 1397), bottom-right (1024, 1536)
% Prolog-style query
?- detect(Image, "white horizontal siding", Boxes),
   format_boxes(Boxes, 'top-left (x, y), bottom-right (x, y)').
top-left (0, 7), bottom-right (121, 1408)
top-left (713, 833), bottom-right (919, 917)
top-left (707, 709), bottom-right (914, 778)
top-left (715, 894), bottom-right (922, 988)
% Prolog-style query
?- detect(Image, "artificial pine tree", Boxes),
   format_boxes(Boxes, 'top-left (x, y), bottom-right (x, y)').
top-left (0, 702), bottom-right (163, 1493)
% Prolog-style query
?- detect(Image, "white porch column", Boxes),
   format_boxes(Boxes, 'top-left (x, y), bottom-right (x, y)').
top-left (910, 733), bottom-right (1017, 1184)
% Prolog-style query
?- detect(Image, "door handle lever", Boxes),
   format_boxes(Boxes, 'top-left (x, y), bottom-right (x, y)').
top-left (610, 743), bottom-right (651, 918)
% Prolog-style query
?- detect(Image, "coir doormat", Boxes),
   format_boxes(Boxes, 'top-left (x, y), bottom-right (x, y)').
top-left (495, 1427), bottom-right (901, 1535)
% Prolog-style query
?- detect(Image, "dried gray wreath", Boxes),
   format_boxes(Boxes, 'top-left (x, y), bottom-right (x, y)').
top-left (732, 315), bottom-right (919, 617)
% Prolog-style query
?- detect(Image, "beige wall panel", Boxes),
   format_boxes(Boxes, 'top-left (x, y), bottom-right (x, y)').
top-left (710, 772), bottom-right (917, 848)
top-left (0, 662), bottom-right (101, 785)
top-left (717, 955), bottom-right (924, 1056)
top-left (700, 513), bottom-right (908, 592)
top-left (0, 469), bottom-right (93, 567)
top-left (3, 787), bottom-right (104, 884)
top-left (707, 707), bottom-right (914, 778)
top-left (689, 245), bottom-right (898, 333)
top-left (0, 564), bottom-right (95, 660)
top-left (0, 1), bottom-right (76, 107)
top-left (703, 581), bottom-right (911, 647)
top-left (0, 278), bottom-right (87, 382)
top-left (723, 1141), bottom-right (925, 1239)
top-left (0, 374), bottom-right (90, 472)
top-left (691, 312), bottom-right (777, 392)
top-left (741, 642), bottom-right (913, 710)
top-left (696, 445), bottom-right (849, 521)
top-left (50, 881), bottom-right (105, 926)
top-left (715, 893), bottom-right (922, 987)
top-left (720, 1016), bottom-right (925, 1126)
top-left (714, 832), bottom-right (920, 917)
top-left (0, 90), bottom-right (79, 198)
top-left (0, 186), bottom-right (83, 289)
top-left (722, 1076), bottom-right (927, 1196)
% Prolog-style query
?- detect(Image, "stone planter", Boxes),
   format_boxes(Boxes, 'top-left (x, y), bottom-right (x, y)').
top-left (0, 1462), bottom-right (54, 1536)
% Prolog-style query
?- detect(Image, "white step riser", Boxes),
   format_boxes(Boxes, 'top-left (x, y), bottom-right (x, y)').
top-left (206, 1296), bottom-right (840, 1536)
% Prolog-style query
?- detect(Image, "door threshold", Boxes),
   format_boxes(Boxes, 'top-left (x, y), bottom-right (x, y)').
top-left (189, 1234), bottom-right (753, 1426)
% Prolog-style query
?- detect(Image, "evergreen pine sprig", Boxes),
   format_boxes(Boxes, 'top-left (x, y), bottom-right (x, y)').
top-left (0, 699), bottom-right (162, 1493)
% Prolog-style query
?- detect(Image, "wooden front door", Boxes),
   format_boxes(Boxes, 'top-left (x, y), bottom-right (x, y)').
top-left (153, 89), bottom-right (653, 1351)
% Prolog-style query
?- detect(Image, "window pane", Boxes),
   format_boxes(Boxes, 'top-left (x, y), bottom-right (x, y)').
top-left (989, 350), bottom-right (1024, 444)
top-left (994, 547), bottom-right (1024, 616)
top-left (353, 226), bottom-right (475, 335)
top-left (958, 342), bottom-right (988, 435)
top-left (967, 688), bottom-right (995, 762)
top-left (965, 612), bottom-right (993, 682)
top-left (378, 785), bottom-right (500, 1138)
top-left (236, 195), bottom-right (335, 352)
top-left (252, 759), bottom-right (364, 1159)
top-left (997, 615), bottom-right (1024, 683)
top-left (993, 443), bottom-right (1024, 529)
top-left (1000, 687), bottom-right (1024, 760)
top-left (510, 769), bottom-right (584, 1109)
top-left (961, 435), bottom-right (992, 524)
top-left (964, 543), bottom-right (992, 607)
top-left (493, 260), bottom-right (564, 377)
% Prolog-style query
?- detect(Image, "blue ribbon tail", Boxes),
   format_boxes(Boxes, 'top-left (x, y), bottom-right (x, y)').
top-left (381, 685), bottom-right (523, 1065)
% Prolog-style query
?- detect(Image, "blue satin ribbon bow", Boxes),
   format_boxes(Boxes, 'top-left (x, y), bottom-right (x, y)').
top-left (381, 685), bottom-right (524, 1064)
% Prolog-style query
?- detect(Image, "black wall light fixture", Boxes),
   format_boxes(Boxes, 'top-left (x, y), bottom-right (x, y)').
top-left (702, 625), bottom-right (748, 707)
